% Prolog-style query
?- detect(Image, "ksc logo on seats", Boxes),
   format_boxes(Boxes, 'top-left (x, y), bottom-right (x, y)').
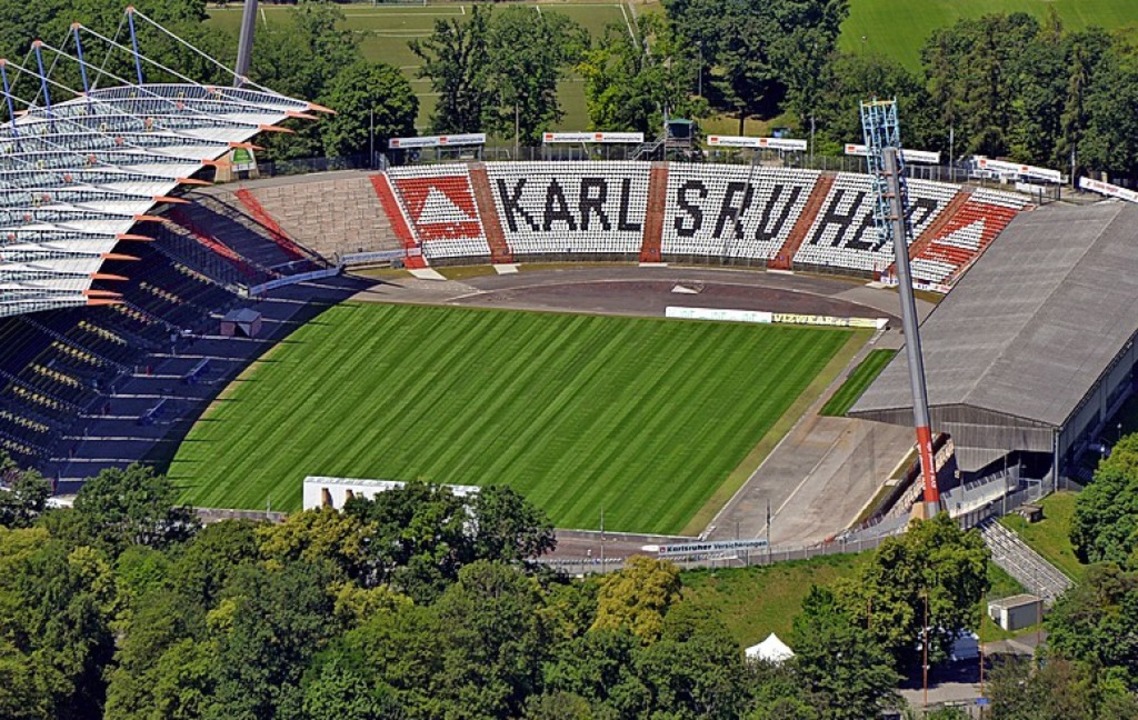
top-left (394, 176), bottom-right (482, 241)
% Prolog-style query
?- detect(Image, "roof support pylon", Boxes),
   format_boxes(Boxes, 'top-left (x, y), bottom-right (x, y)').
top-left (234, 0), bottom-right (259, 88)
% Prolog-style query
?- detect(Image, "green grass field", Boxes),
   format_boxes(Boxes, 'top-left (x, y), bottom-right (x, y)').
top-left (820, 348), bottom-right (896, 417)
top-left (842, 0), bottom-right (1138, 72)
top-left (170, 303), bottom-right (853, 533)
top-left (1000, 491), bottom-right (1086, 583)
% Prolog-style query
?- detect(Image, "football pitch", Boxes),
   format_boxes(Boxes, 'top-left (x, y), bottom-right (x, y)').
top-left (170, 303), bottom-right (857, 534)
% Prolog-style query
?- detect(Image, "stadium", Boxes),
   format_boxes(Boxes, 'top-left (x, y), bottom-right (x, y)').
top-left (1, 6), bottom-right (1129, 551)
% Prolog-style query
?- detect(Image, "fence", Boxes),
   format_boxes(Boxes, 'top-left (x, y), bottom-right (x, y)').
top-left (228, 148), bottom-right (1063, 202)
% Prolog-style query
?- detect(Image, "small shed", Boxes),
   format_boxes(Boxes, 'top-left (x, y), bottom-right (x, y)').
top-left (220, 308), bottom-right (262, 338)
top-left (988, 594), bottom-right (1043, 632)
top-left (745, 633), bottom-right (795, 665)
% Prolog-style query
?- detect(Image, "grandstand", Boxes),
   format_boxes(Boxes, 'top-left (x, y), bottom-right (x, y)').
top-left (0, 10), bottom-right (370, 485)
top-left (381, 160), bottom-right (1032, 286)
top-left (851, 200), bottom-right (1138, 485)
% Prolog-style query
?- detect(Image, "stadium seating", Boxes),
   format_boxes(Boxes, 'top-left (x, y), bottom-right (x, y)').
top-left (907, 188), bottom-right (1029, 284)
top-left (483, 162), bottom-right (650, 257)
top-left (661, 164), bottom-right (822, 261)
top-left (378, 161), bottom-right (1033, 284)
top-left (386, 164), bottom-right (491, 260)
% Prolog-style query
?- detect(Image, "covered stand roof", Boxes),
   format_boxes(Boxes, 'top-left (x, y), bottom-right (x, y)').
top-left (0, 7), bottom-right (325, 318)
top-left (851, 201), bottom-right (1138, 466)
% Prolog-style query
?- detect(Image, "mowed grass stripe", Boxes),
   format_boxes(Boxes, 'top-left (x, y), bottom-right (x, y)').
top-left (171, 304), bottom-right (851, 533)
top-left (820, 348), bottom-right (896, 417)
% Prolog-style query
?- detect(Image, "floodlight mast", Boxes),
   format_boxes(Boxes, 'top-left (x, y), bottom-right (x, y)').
top-left (860, 98), bottom-right (940, 518)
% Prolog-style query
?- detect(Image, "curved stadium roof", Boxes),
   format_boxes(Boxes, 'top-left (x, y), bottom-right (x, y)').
top-left (0, 11), bottom-right (320, 317)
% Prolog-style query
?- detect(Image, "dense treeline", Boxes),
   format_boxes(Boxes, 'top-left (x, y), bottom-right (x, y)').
top-left (0, 453), bottom-right (1006, 720)
top-left (4, 0), bottom-right (1136, 177)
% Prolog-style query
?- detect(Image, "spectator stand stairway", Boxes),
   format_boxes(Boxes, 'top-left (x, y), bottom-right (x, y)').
top-left (638, 162), bottom-right (669, 263)
top-left (368, 173), bottom-right (427, 268)
top-left (979, 519), bottom-right (1074, 606)
top-left (770, 173), bottom-right (834, 270)
top-left (469, 163), bottom-right (513, 264)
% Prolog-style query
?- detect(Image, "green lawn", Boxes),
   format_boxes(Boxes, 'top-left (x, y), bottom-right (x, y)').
top-left (820, 348), bottom-right (895, 417)
top-left (680, 553), bottom-right (868, 647)
top-left (170, 303), bottom-right (852, 533)
top-left (680, 549), bottom-right (1026, 647)
top-left (1000, 491), bottom-right (1087, 583)
top-left (842, 0), bottom-right (1138, 72)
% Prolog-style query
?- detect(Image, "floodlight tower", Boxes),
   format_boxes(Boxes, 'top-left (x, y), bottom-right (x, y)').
top-left (860, 99), bottom-right (940, 519)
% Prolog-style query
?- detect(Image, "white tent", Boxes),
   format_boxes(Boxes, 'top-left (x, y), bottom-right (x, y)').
top-left (745, 633), bottom-right (795, 664)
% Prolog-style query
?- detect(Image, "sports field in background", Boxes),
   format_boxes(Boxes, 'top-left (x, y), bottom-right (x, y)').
top-left (206, 0), bottom-right (1137, 134)
top-left (820, 348), bottom-right (896, 417)
top-left (841, 0), bottom-right (1138, 71)
top-left (170, 303), bottom-right (853, 533)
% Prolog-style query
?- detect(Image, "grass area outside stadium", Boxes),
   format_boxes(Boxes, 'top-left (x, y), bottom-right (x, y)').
top-left (170, 302), bottom-right (857, 534)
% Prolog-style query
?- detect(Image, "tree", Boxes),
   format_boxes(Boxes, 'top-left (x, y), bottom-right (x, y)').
top-left (542, 628), bottom-right (649, 717)
top-left (0, 530), bottom-right (117, 720)
top-left (591, 555), bottom-right (682, 643)
top-left (468, 484), bottom-right (556, 564)
top-left (169, 519), bottom-right (262, 609)
top-left (410, 4), bottom-right (492, 134)
top-left (579, 14), bottom-right (708, 134)
top-left (0, 454), bottom-right (50, 529)
top-left (665, 0), bottom-right (848, 133)
top-left (792, 586), bottom-right (900, 720)
top-left (319, 60), bottom-right (418, 158)
top-left (636, 603), bottom-right (751, 719)
top-left (205, 560), bottom-right (340, 720)
top-left (921, 13), bottom-right (1044, 157)
top-left (1082, 38), bottom-right (1138, 180)
top-left (70, 464), bottom-right (198, 556)
top-left (1046, 563), bottom-right (1138, 691)
top-left (483, 7), bottom-right (588, 146)
top-left (432, 561), bottom-right (554, 719)
top-left (839, 513), bottom-right (989, 670)
top-left (1071, 433), bottom-right (1138, 566)
top-left (812, 52), bottom-right (940, 152)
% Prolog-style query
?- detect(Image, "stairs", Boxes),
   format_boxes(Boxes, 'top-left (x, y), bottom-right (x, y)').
top-left (979, 519), bottom-right (1073, 606)
top-left (770, 173), bottom-right (834, 270)
top-left (232, 189), bottom-right (309, 261)
top-left (368, 173), bottom-right (427, 269)
top-left (638, 162), bottom-right (669, 263)
top-left (469, 163), bottom-right (513, 264)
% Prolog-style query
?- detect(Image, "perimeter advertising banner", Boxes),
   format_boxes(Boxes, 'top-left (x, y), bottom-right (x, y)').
top-left (388, 133), bottom-right (487, 149)
top-left (974, 156), bottom-right (1062, 183)
top-left (542, 132), bottom-right (645, 144)
top-left (707, 135), bottom-right (808, 151)
top-left (1079, 177), bottom-right (1138, 203)
top-left (844, 144), bottom-right (941, 165)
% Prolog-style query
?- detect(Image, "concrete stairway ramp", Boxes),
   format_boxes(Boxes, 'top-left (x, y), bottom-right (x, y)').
top-left (638, 162), bottom-right (669, 263)
top-left (770, 173), bottom-right (834, 270)
top-left (248, 174), bottom-right (401, 260)
top-left (979, 519), bottom-right (1073, 606)
top-left (468, 163), bottom-right (513, 264)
